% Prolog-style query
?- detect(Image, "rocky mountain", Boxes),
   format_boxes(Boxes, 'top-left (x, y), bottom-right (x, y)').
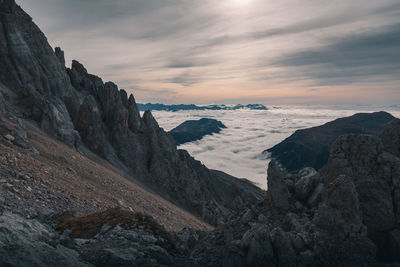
top-left (264, 111), bottom-right (395, 172)
top-left (169, 118), bottom-right (226, 145)
top-left (137, 103), bottom-right (268, 111)
top-left (183, 118), bottom-right (400, 266)
top-left (0, 0), bottom-right (264, 226)
top-left (1, 1), bottom-right (400, 266)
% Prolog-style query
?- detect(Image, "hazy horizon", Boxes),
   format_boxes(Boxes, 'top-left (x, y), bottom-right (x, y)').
top-left (18, 0), bottom-right (400, 105)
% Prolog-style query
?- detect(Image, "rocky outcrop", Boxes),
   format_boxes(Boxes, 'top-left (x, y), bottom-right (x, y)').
top-left (265, 112), bottom-right (395, 172)
top-left (0, 0), bottom-right (264, 226)
top-left (0, 212), bottom-right (90, 267)
top-left (381, 118), bottom-right (400, 157)
top-left (66, 60), bottom-right (265, 225)
top-left (320, 130), bottom-right (400, 262)
top-left (169, 118), bottom-right (226, 145)
top-left (0, 1), bottom-right (80, 147)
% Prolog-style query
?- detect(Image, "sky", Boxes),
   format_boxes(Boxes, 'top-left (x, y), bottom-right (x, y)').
top-left (18, 0), bottom-right (400, 105)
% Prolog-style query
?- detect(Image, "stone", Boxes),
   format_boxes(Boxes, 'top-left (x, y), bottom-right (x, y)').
top-left (313, 175), bottom-right (364, 238)
top-left (246, 225), bottom-right (274, 266)
top-left (267, 161), bottom-right (290, 211)
top-left (306, 183), bottom-right (324, 207)
top-left (67, 167), bottom-right (77, 175)
top-left (294, 169), bottom-right (316, 201)
top-left (0, 212), bottom-right (90, 267)
top-left (4, 134), bottom-right (15, 141)
top-left (271, 227), bottom-right (296, 267)
top-left (381, 118), bottom-right (400, 157)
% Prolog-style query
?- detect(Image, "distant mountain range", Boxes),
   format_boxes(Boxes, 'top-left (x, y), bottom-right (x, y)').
top-left (137, 103), bottom-right (268, 111)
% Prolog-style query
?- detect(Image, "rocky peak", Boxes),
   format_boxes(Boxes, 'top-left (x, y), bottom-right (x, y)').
top-left (54, 47), bottom-right (65, 66)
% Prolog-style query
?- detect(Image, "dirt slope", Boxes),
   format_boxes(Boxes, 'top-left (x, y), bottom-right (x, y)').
top-left (0, 116), bottom-right (211, 232)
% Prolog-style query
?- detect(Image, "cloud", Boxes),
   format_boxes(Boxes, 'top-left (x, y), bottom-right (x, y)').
top-left (151, 107), bottom-right (400, 189)
top-left (17, 0), bottom-right (400, 104)
top-left (273, 23), bottom-right (400, 85)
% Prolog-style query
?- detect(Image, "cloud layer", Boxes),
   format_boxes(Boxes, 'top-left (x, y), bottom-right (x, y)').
top-left (18, 0), bottom-right (400, 104)
top-left (152, 106), bottom-right (400, 189)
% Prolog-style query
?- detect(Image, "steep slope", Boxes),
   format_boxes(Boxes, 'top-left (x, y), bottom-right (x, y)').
top-left (265, 111), bottom-right (395, 172)
top-left (169, 118), bottom-right (226, 145)
top-left (0, 0), bottom-right (264, 225)
top-left (0, 115), bottom-right (211, 231)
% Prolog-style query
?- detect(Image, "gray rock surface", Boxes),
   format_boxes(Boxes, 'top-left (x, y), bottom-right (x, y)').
top-left (0, 0), bottom-right (80, 146)
top-left (0, 212), bottom-right (90, 267)
top-left (381, 118), bottom-right (400, 157)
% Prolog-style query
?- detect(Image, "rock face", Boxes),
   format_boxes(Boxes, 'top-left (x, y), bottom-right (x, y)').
top-left (169, 118), bottom-right (226, 145)
top-left (189, 120), bottom-right (400, 266)
top-left (320, 128), bottom-right (400, 262)
top-left (265, 112), bottom-right (395, 172)
top-left (0, 1), bottom-right (80, 147)
top-left (0, 212), bottom-right (90, 267)
top-left (0, 0), bottom-right (264, 226)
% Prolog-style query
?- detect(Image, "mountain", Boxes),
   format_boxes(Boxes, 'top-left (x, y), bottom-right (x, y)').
top-left (264, 111), bottom-right (395, 172)
top-left (137, 103), bottom-right (268, 111)
top-left (0, 0), bottom-right (264, 227)
top-left (169, 118), bottom-right (226, 145)
top-left (1, 1), bottom-right (400, 266)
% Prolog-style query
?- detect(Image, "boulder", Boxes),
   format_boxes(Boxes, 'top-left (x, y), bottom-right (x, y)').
top-left (313, 175), bottom-right (364, 238)
top-left (270, 227), bottom-right (296, 267)
top-left (0, 212), bottom-right (89, 267)
top-left (267, 161), bottom-right (290, 211)
top-left (294, 168), bottom-right (317, 201)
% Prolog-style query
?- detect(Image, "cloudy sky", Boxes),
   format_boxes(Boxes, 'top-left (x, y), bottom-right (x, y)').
top-left (18, 0), bottom-right (400, 105)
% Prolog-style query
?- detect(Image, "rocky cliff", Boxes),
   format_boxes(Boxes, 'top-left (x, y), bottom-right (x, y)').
top-left (184, 118), bottom-right (400, 266)
top-left (0, 0), bottom-right (264, 226)
top-left (265, 111), bottom-right (395, 172)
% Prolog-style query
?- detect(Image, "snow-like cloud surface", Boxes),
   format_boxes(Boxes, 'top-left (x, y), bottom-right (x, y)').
top-left (153, 106), bottom-right (400, 189)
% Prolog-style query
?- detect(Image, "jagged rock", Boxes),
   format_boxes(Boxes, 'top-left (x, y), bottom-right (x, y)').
top-left (306, 183), bottom-right (324, 207)
top-left (270, 227), bottom-right (296, 267)
top-left (267, 161), bottom-right (290, 211)
top-left (55, 47), bottom-right (65, 67)
top-left (294, 167), bottom-right (317, 201)
top-left (381, 118), bottom-right (400, 157)
top-left (0, 3), bottom-right (81, 147)
top-left (244, 225), bottom-right (274, 266)
top-left (0, 0), bottom-right (265, 227)
top-left (0, 211), bottom-right (90, 267)
top-left (324, 134), bottom-right (397, 234)
top-left (128, 94), bottom-right (142, 131)
top-left (313, 175), bottom-right (364, 238)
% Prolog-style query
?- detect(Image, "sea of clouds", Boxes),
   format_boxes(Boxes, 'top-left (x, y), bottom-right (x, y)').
top-left (152, 105), bottom-right (400, 190)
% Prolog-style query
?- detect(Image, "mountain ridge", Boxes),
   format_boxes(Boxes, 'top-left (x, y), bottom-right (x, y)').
top-left (137, 103), bottom-right (268, 112)
top-left (0, 0), bottom-right (264, 226)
